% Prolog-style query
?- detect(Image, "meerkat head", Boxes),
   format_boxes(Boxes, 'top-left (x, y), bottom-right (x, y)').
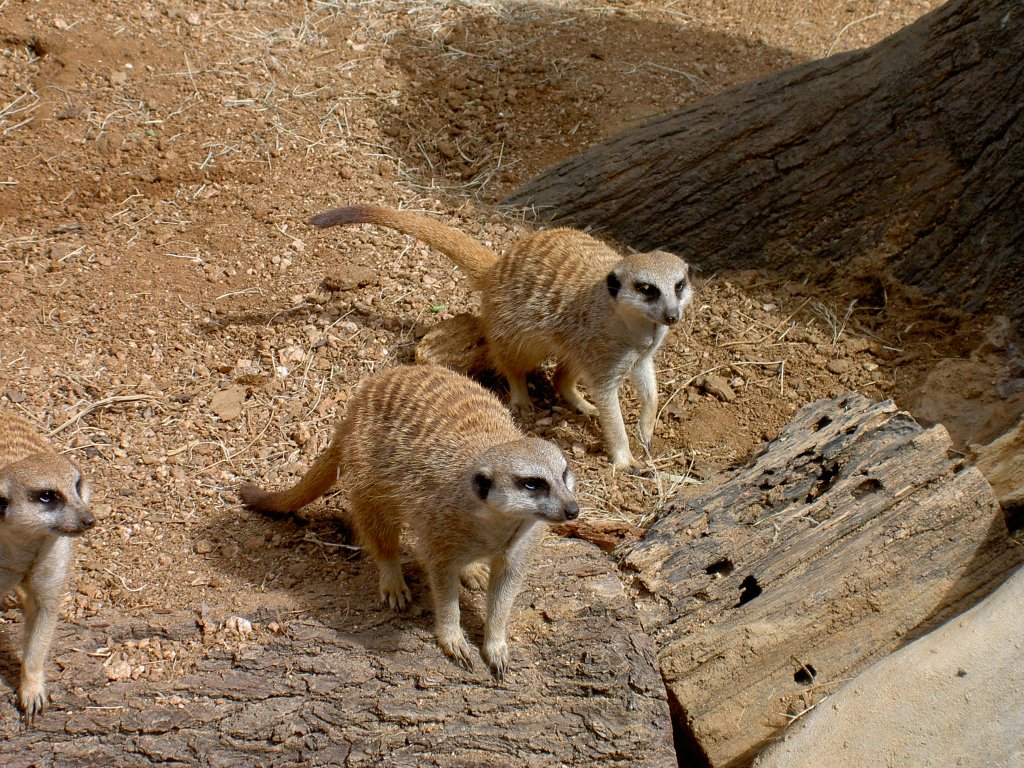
top-left (0, 453), bottom-right (94, 538)
top-left (469, 438), bottom-right (579, 523)
top-left (606, 250), bottom-right (693, 327)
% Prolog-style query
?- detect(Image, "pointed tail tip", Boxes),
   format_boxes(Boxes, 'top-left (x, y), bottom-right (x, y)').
top-left (238, 482), bottom-right (274, 513)
top-left (308, 205), bottom-right (371, 229)
top-left (307, 210), bottom-right (335, 228)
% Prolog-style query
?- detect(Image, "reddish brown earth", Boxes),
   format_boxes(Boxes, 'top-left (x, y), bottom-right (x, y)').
top-left (1, 0), bottom-right (1019, 758)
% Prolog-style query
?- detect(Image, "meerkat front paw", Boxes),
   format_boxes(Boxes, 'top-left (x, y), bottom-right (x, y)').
top-left (481, 639), bottom-right (509, 682)
top-left (460, 562), bottom-right (490, 591)
top-left (18, 681), bottom-right (46, 725)
top-left (436, 630), bottom-right (475, 671)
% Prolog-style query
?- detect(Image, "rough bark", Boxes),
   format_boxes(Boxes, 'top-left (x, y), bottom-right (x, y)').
top-left (0, 538), bottom-right (675, 767)
top-left (619, 393), bottom-right (1023, 768)
top-left (504, 0), bottom-right (1024, 330)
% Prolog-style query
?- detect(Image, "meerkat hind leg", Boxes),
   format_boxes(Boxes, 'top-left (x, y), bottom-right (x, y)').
top-left (352, 498), bottom-right (411, 610)
top-left (460, 562), bottom-right (490, 591)
top-left (504, 370), bottom-right (533, 417)
top-left (377, 559), bottom-right (412, 611)
top-left (553, 362), bottom-right (598, 415)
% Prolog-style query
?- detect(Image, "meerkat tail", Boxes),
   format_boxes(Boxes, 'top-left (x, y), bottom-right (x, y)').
top-left (239, 440), bottom-right (343, 517)
top-left (308, 204), bottom-right (498, 288)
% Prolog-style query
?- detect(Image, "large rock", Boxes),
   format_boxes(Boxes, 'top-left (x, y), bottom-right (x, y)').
top-left (753, 564), bottom-right (1024, 768)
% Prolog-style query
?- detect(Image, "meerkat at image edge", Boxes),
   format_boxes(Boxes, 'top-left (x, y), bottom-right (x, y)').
top-left (0, 411), bottom-right (94, 723)
top-left (239, 365), bottom-right (578, 679)
top-left (309, 204), bottom-right (693, 470)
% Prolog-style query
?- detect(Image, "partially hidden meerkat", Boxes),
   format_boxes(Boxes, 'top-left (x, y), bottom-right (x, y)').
top-left (0, 411), bottom-right (94, 723)
top-left (309, 204), bottom-right (693, 470)
top-left (239, 365), bottom-right (578, 679)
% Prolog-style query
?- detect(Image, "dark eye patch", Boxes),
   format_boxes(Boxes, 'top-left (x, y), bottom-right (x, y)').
top-left (675, 278), bottom-right (688, 296)
top-left (519, 477), bottom-right (550, 493)
top-left (36, 490), bottom-right (61, 505)
top-left (635, 282), bottom-right (660, 300)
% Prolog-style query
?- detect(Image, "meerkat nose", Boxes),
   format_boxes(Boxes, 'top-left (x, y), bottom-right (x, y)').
top-left (79, 508), bottom-right (96, 529)
top-left (563, 501), bottom-right (580, 521)
top-left (664, 312), bottom-right (679, 325)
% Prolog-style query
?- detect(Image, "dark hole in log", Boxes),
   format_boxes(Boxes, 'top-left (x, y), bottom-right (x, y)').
top-left (794, 663), bottom-right (817, 685)
top-left (845, 424), bottom-right (858, 435)
top-left (806, 462), bottom-right (841, 502)
top-left (705, 558), bottom-right (734, 578)
top-left (736, 575), bottom-right (762, 607)
top-left (1005, 503), bottom-right (1024, 534)
top-left (814, 416), bottom-right (832, 431)
top-left (851, 477), bottom-right (883, 499)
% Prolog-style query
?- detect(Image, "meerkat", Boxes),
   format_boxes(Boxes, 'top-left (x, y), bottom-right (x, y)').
top-left (309, 204), bottom-right (693, 470)
top-left (0, 411), bottom-right (94, 723)
top-left (239, 365), bottom-right (578, 679)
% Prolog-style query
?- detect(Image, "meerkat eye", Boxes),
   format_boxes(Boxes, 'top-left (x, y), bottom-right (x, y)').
top-left (635, 282), bottom-right (660, 300)
top-left (76, 476), bottom-right (84, 495)
top-left (36, 490), bottom-right (61, 505)
top-left (519, 477), bottom-right (550, 493)
top-left (674, 278), bottom-right (688, 296)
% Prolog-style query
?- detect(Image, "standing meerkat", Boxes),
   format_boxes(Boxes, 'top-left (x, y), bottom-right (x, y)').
top-left (309, 204), bottom-right (693, 470)
top-left (239, 365), bottom-right (578, 679)
top-left (0, 411), bottom-right (94, 723)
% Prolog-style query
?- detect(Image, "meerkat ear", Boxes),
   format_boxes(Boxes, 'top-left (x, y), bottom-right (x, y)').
top-left (472, 471), bottom-right (493, 500)
top-left (606, 271), bottom-right (622, 298)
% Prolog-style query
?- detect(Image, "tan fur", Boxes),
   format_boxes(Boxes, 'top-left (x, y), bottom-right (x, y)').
top-left (0, 412), bottom-right (94, 723)
top-left (310, 204), bottom-right (694, 469)
top-left (239, 365), bottom-right (578, 679)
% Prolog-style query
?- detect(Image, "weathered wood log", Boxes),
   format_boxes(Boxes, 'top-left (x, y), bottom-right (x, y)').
top-left (0, 538), bottom-right (675, 767)
top-left (619, 393), bottom-right (1023, 768)
top-left (969, 414), bottom-right (1024, 511)
top-left (504, 0), bottom-right (1024, 331)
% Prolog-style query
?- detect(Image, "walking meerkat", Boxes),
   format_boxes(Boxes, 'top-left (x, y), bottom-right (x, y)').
top-left (0, 412), bottom-right (94, 723)
top-left (239, 365), bottom-right (578, 679)
top-left (309, 204), bottom-right (693, 470)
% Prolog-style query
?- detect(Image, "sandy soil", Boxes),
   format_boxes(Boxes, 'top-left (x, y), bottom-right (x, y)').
top-left (1, 0), bottom-right (1018, 719)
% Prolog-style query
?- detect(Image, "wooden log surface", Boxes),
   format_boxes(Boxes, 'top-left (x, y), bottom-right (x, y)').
top-left (620, 393), bottom-right (1023, 768)
top-left (0, 538), bottom-right (675, 767)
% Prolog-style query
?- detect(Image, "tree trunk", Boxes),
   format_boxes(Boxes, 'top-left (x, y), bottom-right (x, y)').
top-left (504, 0), bottom-right (1024, 330)
top-left (618, 393), bottom-right (1023, 768)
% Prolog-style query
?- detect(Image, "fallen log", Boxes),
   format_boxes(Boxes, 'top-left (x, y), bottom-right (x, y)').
top-left (0, 538), bottom-right (675, 767)
top-left (619, 393), bottom-right (1023, 768)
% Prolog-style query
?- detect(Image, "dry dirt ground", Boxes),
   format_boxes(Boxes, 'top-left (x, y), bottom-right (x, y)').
top-left (1, 0), bottom-right (1020, 759)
